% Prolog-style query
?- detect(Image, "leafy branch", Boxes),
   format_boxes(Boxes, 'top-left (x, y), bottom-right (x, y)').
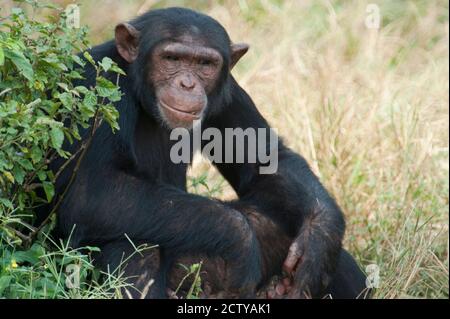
top-left (0, 1), bottom-right (122, 249)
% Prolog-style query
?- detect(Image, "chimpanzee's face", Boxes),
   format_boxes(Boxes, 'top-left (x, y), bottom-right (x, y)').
top-left (149, 36), bottom-right (224, 129)
top-left (115, 22), bottom-right (248, 129)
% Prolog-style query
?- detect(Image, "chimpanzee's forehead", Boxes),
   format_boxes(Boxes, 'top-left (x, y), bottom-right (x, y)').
top-left (141, 26), bottom-right (230, 59)
top-left (132, 8), bottom-right (231, 55)
top-left (158, 22), bottom-right (229, 48)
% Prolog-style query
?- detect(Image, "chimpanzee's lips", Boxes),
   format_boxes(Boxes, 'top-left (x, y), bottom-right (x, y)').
top-left (159, 101), bottom-right (202, 120)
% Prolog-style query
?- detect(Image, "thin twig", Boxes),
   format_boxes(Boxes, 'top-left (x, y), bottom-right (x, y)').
top-left (0, 88), bottom-right (12, 97)
top-left (4, 225), bottom-right (30, 242)
top-left (53, 146), bottom-right (84, 181)
top-left (22, 150), bottom-right (54, 189)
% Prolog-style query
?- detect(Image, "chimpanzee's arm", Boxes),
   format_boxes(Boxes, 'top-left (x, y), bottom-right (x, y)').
top-left (58, 171), bottom-right (261, 294)
top-left (206, 78), bottom-right (345, 297)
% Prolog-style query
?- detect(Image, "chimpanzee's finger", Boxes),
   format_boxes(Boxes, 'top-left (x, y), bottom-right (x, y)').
top-left (167, 288), bottom-right (179, 299)
top-left (282, 277), bottom-right (293, 294)
top-left (275, 283), bottom-right (286, 295)
top-left (283, 242), bottom-right (302, 274)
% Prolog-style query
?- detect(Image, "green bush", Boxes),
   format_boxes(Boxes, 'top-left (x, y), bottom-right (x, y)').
top-left (0, 0), bottom-right (126, 298)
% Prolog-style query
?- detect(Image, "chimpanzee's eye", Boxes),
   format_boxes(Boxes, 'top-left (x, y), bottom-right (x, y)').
top-left (198, 59), bottom-right (213, 66)
top-left (165, 55), bottom-right (179, 62)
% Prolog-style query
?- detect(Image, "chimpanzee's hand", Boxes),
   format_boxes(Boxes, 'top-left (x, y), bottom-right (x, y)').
top-left (279, 238), bottom-right (334, 299)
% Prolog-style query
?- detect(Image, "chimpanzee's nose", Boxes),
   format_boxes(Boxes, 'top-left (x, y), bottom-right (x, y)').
top-left (180, 74), bottom-right (196, 90)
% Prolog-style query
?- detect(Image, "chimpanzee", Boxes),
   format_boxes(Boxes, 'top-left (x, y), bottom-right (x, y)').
top-left (46, 7), bottom-right (369, 299)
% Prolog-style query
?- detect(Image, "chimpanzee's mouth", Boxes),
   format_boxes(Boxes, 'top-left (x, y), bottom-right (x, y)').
top-left (159, 101), bottom-right (201, 120)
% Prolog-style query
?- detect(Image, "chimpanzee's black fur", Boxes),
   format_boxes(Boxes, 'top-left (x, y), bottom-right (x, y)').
top-left (38, 8), bottom-right (368, 299)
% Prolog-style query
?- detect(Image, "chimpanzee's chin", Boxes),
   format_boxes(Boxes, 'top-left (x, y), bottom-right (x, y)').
top-left (158, 105), bottom-right (199, 130)
top-left (161, 115), bottom-right (195, 131)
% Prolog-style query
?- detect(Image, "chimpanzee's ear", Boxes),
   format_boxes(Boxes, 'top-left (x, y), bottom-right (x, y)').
top-left (115, 23), bottom-right (140, 63)
top-left (230, 43), bottom-right (249, 70)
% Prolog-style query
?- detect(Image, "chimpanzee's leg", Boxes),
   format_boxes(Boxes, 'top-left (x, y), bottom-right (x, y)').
top-left (94, 210), bottom-right (368, 299)
top-left (239, 205), bottom-right (369, 299)
top-left (191, 204), bottom-right (370, 299)
top-left (324, 249), bottom-right (371, 299)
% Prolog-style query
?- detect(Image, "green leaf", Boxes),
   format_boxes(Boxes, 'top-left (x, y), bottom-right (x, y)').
top-left (99, 57), bottom-right (113, 72)
top-left (0, 47), bottom-right (4, 66)
top-left (84, 246), bottom-right (101, 252)
top-left (80, 91), bottom-right (97, 117)
top-left (42, 54), bottom-right (60, 64)
top-left (30, 146), bottom-right (43, 164)
top-left (96, 77), bottom-right (116, 97)
top-left (3, 171), bottom-right (14, 183)
top-left (110, 64), bottom-right (126, 75)
top-left (75, 86), bottom-right (89, 94)
top-left (18, 158), bottom-right (34, 170)
top-left (50, 126), bottom-right (64, 149)
top-left (37, 170), bottom-right (47, 182)
top-left (0, 198), bottom-right (14, 210)
top-left (12, 166), bottom-right (25, 185)
top-left (83, 51), bottom-right (95, 66)
top-left (13, 243), bottom-right (45, 264)
top-left (58, 92), bottom-right (73, 110)
top-left (57, 82), bottom-right (69, 92)
top-left (68, 70), bottom-right (83, 79)
top-left (6, 127), bottom-right (18, 135)
top-left (72, 54), bottom-right (85, 67)
top-left (0, 276), bottom-right (13, 296)
top-left (100, 104), bottom-right (119, 132)
top-left (4, 48), bottom-right (34, 81)
top-left (42, 181), bottom-right (55, 202)
top-left (83, 91), bottom-right (97, 108)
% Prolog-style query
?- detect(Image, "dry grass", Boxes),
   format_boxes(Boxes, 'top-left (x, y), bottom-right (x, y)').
top-left (7, 0), bottom-right (448, 298)
top-left (187, 0), bottom-right (449, 299)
